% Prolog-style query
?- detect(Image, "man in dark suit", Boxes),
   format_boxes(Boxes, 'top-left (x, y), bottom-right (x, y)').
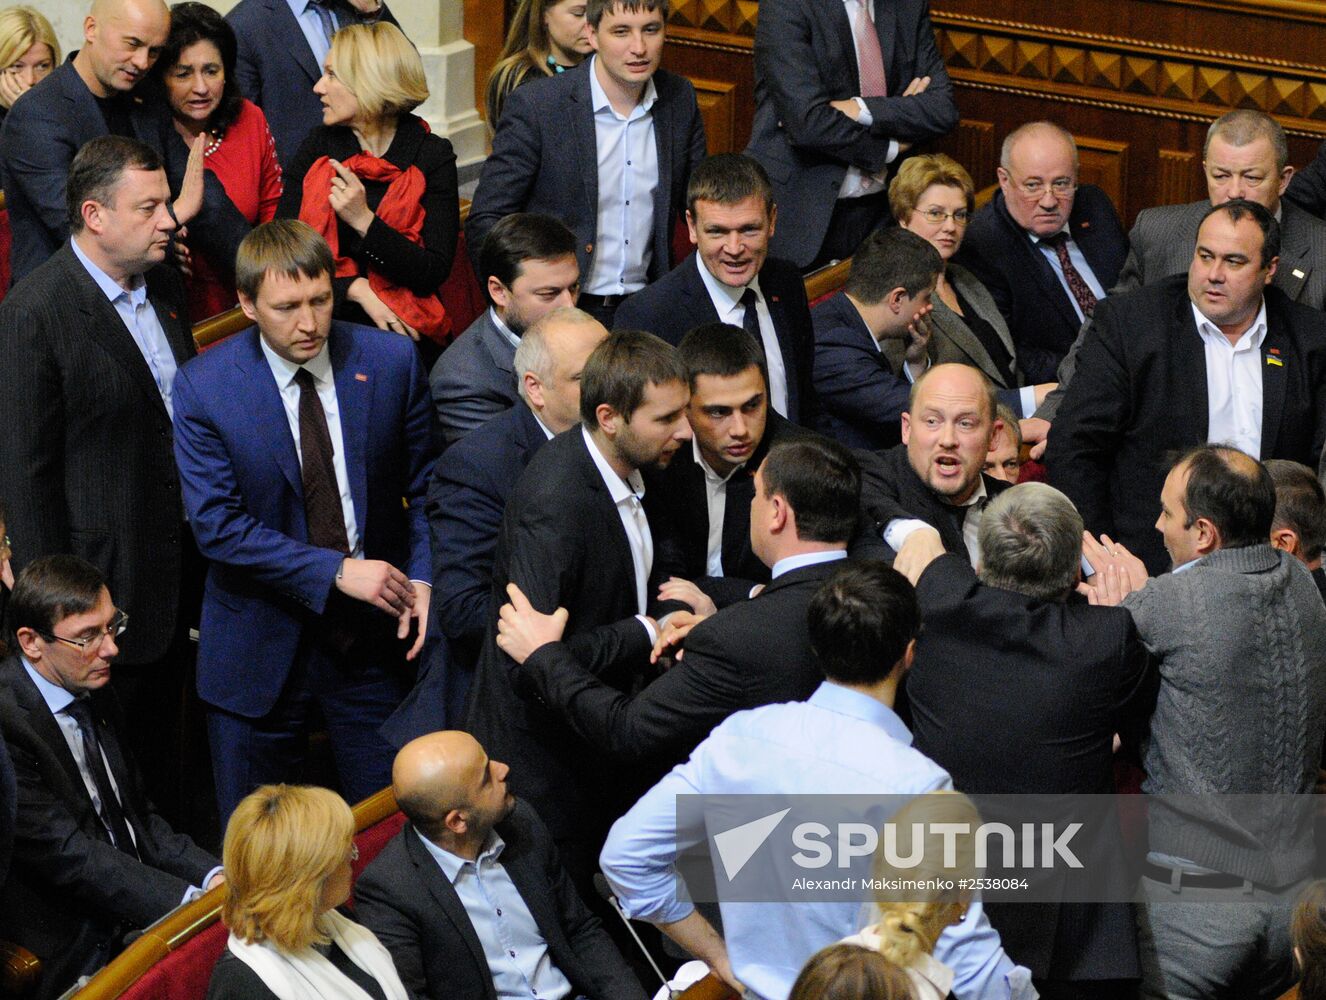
top-left (812, 226), bottom-right (940, 450)
top-left (172, 220), bottom-right (434, 820)
top-left (394, 307), bottom-right (607, 736)
top-left (466, 0), bottom-right (706, 327)
top-left (1049, 199), bottom-right (1326, 574)
top-left (745, 0), bottom-right (958, 270)
top-left (0, 556), bottom-right (221, 1000)
top-left (958, 121), bottom-right (1128, 383)
top-left (1033, 110), bottom-right (1326, 432)
top-left (429, 214), bottom-right (580, 447)
top-left (494, 437), bottom-right (858, 784)
top-left (858, 363), bottom-right (1013, 565)
top-left (227, 0), bottom-right (398, 168)
top-left (0, 137), bottom-right (199, 817)
top-left (463, 330), bottom-right (691, 887)
top-left (1266, 459), bottom-right (1326, 603)
top-left (899, 484), bottom-right (1155, 998)
top-left (616, 154), bottom-right (817, 425)
top-left (354, 731), bottom-right (646, 1000)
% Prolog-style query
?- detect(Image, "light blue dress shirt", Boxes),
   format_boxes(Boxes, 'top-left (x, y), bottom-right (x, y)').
top-left (285, 0), bottom-right (339, 69)
top-left (583, 55), bottom-right (659, 296)
top-left (600, 681), bottom-right (1033, 1000)
top-left (1028, 229), bottom-right (1107, 323)
top-left (71, 236), bottom-right (179, 420)
top-left (416, 828), bottom-right (574, 999)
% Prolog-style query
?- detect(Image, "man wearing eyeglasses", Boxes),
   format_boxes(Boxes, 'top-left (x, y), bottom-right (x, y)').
top-left (957, 120), bottom-right (1128, 383)
top-left (0, 555), bottom-right (222, 1000)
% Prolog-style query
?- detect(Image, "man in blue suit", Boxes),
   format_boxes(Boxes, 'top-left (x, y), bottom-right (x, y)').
top-left (173, 220), bottom-right (433, 820)
top-left (227, 0), bottom-right (398, 168)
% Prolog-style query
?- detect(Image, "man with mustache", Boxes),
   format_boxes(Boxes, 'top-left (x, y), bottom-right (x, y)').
top-left (1049, 199), bottom-right (1326, 574)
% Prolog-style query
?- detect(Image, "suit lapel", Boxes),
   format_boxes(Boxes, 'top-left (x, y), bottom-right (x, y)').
top-left (500, 833), bottom-right (568, 960)
top-left (271, 0), bottom-right (323, 84)
top-left (403, 829), bottom-right (492, 984)
top-left (329, 325), bottom-right (370, 535)
top-left (652, 80), bottom-right (674, 267)
top-left (1174, 296), bottom-right (1210, 443)
top-left (831, 0), bottom-right (860, 92)
top-left (238, 330), bottom-right (304, 496)
top-left (146, 270), bottom-right (196, 366)
top-left (1274, 204), bottom-right (1312, 303)
top-left (762, 279), bottom-right (802, 419)
top-left (875, 0), bottom-right (899, 93)
top-left (1260, 303), bottom-right (1288, 457)
top-left (931, 302), bottom-right (998, 383)
top-left (89, 693), bottom-right (148, 847)
top-left (4, 663), bottom-right (99, 826)
top-left (569, 69), bottom-right (600, 239)
top-left (573, 431), bottom-right (635, 588)
top-left (480, 315), bottom-right (515, 376)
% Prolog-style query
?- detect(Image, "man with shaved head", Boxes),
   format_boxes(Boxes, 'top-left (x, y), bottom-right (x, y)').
top-left (353, 731), bottom-right (645, 1000)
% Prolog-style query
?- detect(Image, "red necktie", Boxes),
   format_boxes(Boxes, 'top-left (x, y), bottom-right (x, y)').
top-left (1041, 232), bottom-right (1098, 318)
top-left (855, 0), bottom-right (888, 98)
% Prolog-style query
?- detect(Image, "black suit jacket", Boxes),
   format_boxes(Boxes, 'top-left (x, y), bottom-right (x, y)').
top-left (957, 184), bottom-right (1129, 382)
top-left (906, 556), bottom-right (1155, 980)
top-left (0, 243), bottom-right (195, 664)
top-left (0, 658), bottom-right (218, 1000)
top-left (519, 557), bottom-right (845, 783)
top-left (1047, 276), bottom-right (1326, 574)
top-left (463, 429), bottom-right (684, 846)
top-left (428, 309), bottom-right (520, 447)
top-left (645, 410), bottom-right (810, 607)
top-left (228, 0), bottom-right (399, 168)
top-left (353, 804), bottom-right (645, 1000)
top-left (466, 61), bottom-right (706, 283)
top-left (857, 444), bottom-right (1011, 561)
top-left (745, 0), bottom-right (958, 268)
top-left (615, 253), bottom-right (817, 426)
top-left (811, 289), bottom-right (911, 450)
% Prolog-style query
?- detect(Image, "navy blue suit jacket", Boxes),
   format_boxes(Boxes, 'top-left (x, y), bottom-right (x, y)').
top-left (172, 322), bottom-right (433, 718)
top-left (466, 60), bottom-right (706, 282)
top-left (957, 184), bottom-right (1128, 383)
top-left (811, 290), bottom-right (911, 450)
top-left (615, 253), bottom-right (817, 426)
top-left (428, 309), bottom-right (519, 447)
top-left (228, 0), bottom-right (399, 168)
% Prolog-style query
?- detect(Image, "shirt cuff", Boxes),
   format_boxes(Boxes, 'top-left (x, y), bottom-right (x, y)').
top-left (886, 138), bottom-right (900, 164)
top-left (183, 866), bottom-right (225, 905)
top-left (636, 614), bottom-right (658, 645)
top-left (408, 580), bottom-right (431, 589)
top-left (883, 518), bottom-right (929, 550)
top-left (854, 96), bottom-right (872, 126)
top-left (903, 356), bottom-right (930, 383)
top-left (1017, 386), bottom-right (1037, 420)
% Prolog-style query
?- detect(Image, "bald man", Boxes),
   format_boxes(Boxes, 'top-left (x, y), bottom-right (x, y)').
top-left (354, 732), bottom-right (645, 1000)
top-left (0, 0), bottom-right (248, 284)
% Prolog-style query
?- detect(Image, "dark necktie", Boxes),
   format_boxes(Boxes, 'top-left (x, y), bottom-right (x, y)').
top-left (1040, 231), bottom-right (1097, 318)
top-left (308, 0), bottom-right (338, 46)
top-left (740, 287), bottom-right (762, 346)
top-left (295, 368), bottom-right (350, 555)
top-left (63, 698), bottom-right (138, 858)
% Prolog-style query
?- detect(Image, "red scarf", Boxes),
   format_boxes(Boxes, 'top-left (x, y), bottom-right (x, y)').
top-left (300, 143), bottom-right (451, 342)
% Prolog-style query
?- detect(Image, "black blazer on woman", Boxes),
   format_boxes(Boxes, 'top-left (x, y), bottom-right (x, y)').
top-left (277, 116), bottom-right (459, 326)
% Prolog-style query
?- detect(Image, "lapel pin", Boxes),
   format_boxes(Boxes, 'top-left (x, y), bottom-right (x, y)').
top-left (1270, 347), bottom-right (1282, 355)
top-left (169, 311), bottom-right (177, 319)
top-left (355, 373), bottom-right (368, 382)
top-left (1294, 268), bottom-right (1306, 279)
top-left (1267, 356), bottom-right (1284, 367)
top-left (771, 295), bottom-right (780, 303)
top-left (1079, 221), bottom-right (1091, 229)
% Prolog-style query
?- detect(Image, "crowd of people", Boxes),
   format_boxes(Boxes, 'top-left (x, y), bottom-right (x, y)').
top-left (1, 0), bottom-right (1326, 998)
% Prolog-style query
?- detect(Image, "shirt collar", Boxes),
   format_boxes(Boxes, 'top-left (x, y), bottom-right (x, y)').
top-left (581, 425), bottom-right (645, 502)
top-left (530, 407), bottom-right (556, 441)
top-left (490, 307), bottom-right (520, 351)
top-left (287, 0), bottom-right (318, 17)
top-left (259, 334), bottom-right (334, 391)
top-left (955, 476), bottom-right (989, 509)
top-left (807, 681), bottom-right (913, 744)
top-left (770, 549), bottom-right (847, 580)
top-left (587, 55), bottom-right (659, 117)
top-left (71, 235), bottom-right (146, 305)
top-left (415, 827), bottom-right (505, 884)
top-left (1171, 558), bottom-right (1200, 574)
top-left (692, 436), bottom-right (743, 484)
top-left (695, 252), bottom-right (760, 316)
top-left (1027, 223), bottom-right (1071, 245)
top-left (21, 657), bottom-right (75, 714)
top-left (1191, 298), bottom-right (1269, 352)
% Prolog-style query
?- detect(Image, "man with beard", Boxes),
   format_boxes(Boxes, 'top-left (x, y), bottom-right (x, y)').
top-left (463, 330), bottom-right (692, 889)
top-left (430, 213), bottom-right (580, 446)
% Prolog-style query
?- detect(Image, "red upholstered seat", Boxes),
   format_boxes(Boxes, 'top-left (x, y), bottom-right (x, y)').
top-left (114, 925), bottom-right (227, 1000)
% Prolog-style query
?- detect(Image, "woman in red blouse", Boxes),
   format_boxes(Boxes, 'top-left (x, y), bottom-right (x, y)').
top-left (155, 2), bottom-right (283, 322)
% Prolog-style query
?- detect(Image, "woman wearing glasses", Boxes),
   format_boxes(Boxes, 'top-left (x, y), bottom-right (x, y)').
top-left (208, 784), bottom-right (408, 1000)
top-left (890, 155), bottom-right (1053, 418)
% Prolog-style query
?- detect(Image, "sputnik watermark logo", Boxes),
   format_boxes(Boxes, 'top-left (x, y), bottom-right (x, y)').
top-left (713, 808), bottom-right (791, 880)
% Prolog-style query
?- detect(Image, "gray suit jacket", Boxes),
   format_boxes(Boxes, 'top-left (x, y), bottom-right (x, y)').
top-left (428, 309), bottom-right (518, 447)
top-left (1038, 198), bottom-right (1326, 420)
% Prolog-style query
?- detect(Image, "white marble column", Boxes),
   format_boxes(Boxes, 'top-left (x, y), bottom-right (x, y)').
top-left (40, 0), bottom-right (484, 168)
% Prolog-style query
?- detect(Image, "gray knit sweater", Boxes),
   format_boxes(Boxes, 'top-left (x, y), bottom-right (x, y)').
top-left (1123, 544), bottom-right (1326, 884)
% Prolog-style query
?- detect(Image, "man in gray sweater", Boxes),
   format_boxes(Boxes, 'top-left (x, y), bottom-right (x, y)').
top-left (1086, 443), bottom-right (1326, 999)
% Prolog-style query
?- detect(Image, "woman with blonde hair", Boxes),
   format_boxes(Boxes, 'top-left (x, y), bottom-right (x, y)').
top-left (841, 791), bottom-right (983, 1000)
top-left (888, 154), bottom-right (1053, 417)
top-left (484, 0), bottom-right (591, 125)
top-left (278, 21), bottom-right (459, 350)
top-left (207, 785), bottom-right (408, 1000)
top-left (0, 5), bottom-right (57, 131)
top-left (1292, 880), bottom-right (1326, 999)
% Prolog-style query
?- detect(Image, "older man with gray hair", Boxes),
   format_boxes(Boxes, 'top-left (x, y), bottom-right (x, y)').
top-left (898, 482), bottom-right (1155, 998)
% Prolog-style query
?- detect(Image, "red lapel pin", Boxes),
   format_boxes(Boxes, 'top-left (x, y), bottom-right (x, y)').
top-left (355, 373), bottom-right (368, 382)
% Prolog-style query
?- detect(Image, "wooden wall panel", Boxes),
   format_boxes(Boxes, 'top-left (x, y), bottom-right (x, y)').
top-left (692, 79), bottom-right (739, 156)
top-left (1157, 149), bottom-right (1201, 205)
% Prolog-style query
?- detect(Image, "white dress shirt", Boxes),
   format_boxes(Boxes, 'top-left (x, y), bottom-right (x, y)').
top-left (1192, 299), bottom-right (1268, 458)
top-left (72, 236), bottom-right (179, 420)
top-left (839, 0), bottom-right (900, 199)
top-left (693, 437), bottom-right (744, 577)
top-left (884, 477), bottom-right (989, 570)
top-left (259, 338), bottom-right (360, 555)
top-left (1028, 227), bottom-right (1107, 322)
top-left (694, 255), bottom-right (790, 416)
top-left (582, 427), bottom-right (654, 624)
top-left (584, 56), bottom-right (659, 296)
